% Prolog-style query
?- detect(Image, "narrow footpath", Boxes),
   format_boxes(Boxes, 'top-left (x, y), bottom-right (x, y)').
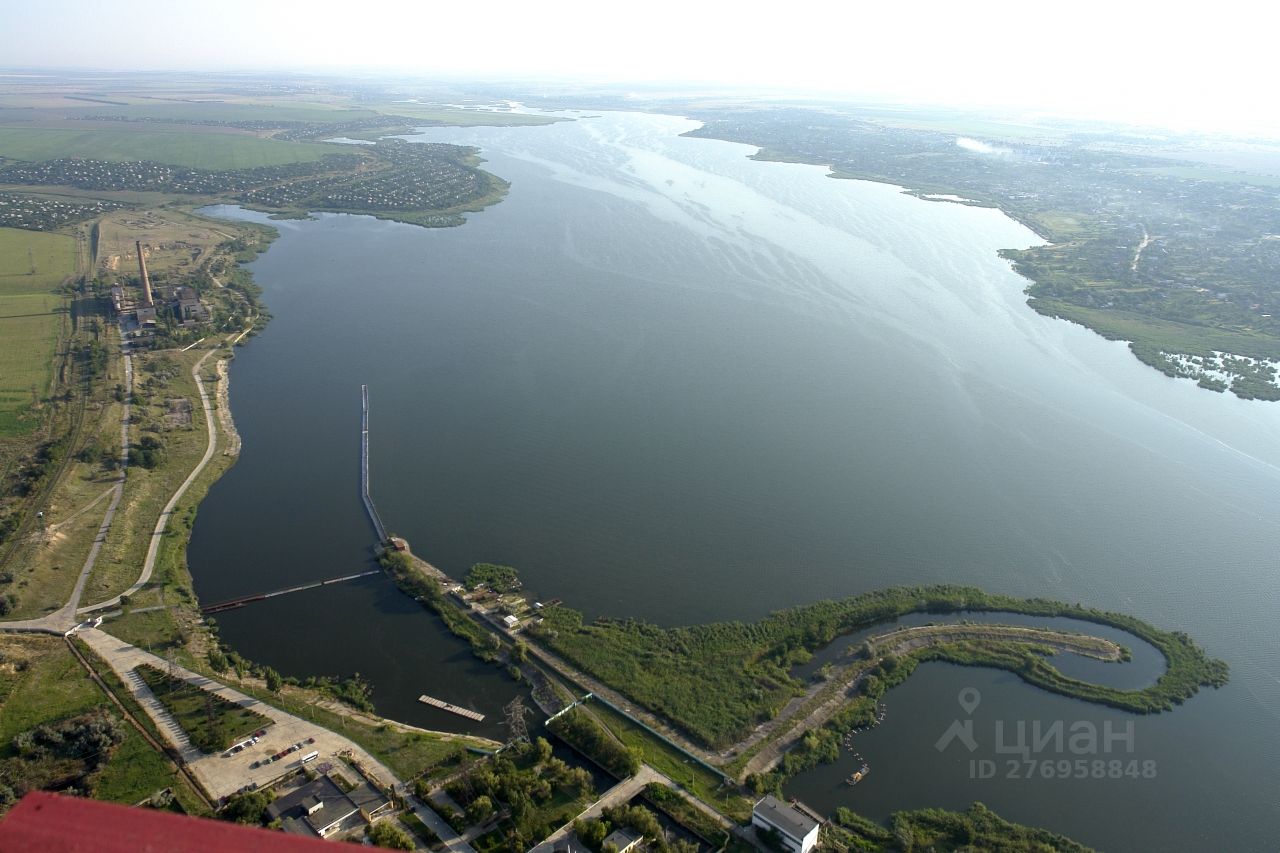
top-left (1, 354), bottom-right (132, 634)
top-left (80, 345), bottom-right (221, 615)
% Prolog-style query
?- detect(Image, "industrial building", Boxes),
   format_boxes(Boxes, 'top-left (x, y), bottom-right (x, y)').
top-left (751, 795), bottom-right (821, 853)
top-left (265, 774), bottom-right (392, 839)
top-left (110, 240), bottom-right (208, 331)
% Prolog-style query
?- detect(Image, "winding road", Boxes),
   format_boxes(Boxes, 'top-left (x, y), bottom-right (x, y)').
top-left (79, 346), bottom-right (221, 615)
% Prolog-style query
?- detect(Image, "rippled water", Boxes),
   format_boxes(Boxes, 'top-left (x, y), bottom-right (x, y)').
top-left (191, 111), bottom-right (1280, 849)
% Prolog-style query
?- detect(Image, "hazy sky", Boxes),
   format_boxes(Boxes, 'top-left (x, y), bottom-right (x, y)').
top-left (4, 0), bottom-right (1278, 134)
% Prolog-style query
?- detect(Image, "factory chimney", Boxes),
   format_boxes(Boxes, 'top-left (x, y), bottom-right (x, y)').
top-left (135, 240), bottom-right (154, 307)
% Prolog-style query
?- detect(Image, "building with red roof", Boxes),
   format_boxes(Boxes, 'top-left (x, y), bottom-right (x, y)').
top-left (0, 791), bottom-right (338, 852)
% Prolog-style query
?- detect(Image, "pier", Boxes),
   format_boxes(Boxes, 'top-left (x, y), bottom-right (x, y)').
top-left (418, 695), bottom-right (485, 722)
top-left (200, 570), bottom-right (380, 614)
top-left (361, 384), bottom-right (388, 544)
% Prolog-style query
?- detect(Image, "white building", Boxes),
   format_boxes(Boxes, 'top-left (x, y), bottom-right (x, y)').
top-left (751, 795), bottom-right (820, 853)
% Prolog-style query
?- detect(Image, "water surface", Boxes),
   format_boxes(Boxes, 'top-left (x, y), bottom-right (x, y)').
top-left (191, 111), bottom-right (1280, 850)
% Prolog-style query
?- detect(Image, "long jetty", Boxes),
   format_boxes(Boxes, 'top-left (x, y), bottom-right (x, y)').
top-left (361, 385), bottom-right (388, 544)
top-left (418, 695), bottom-right (485, 722)
top-left (200, 569), bottom-right (380, 614)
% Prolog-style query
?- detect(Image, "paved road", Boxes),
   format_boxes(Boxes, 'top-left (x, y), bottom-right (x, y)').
top-left (395, 788), bottom-right (477, 853)
top-left (739, 622), bottom-right (1124, 778)
top-left (80, 347), bottom-right (219, 615)
top-left (78, 627), bottom-right (402, 801)
top-left (529, 766), bottom-right (661, 853)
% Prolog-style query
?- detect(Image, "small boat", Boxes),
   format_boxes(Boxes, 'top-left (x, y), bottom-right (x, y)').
top-left (846, 764), bottom-right (870, 785)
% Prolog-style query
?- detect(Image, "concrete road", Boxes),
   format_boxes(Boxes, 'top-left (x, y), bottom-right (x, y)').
top-left (529, 766), bottom-right (661, 853)
top-left (78, 627), bottom-right (401, 801)
top-left (394, 788), bottom-right (478, 853)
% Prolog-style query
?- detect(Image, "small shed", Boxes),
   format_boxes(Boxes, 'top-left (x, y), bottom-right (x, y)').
top-left (601, 827), bottom-right (644, 853)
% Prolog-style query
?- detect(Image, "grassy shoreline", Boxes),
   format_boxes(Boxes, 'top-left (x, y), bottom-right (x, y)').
top-left (531, 585), bottom-right (1228, 751)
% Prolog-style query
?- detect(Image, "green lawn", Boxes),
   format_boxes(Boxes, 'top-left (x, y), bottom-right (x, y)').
top-left (0, 637), bottom-right (102, 742)
top-left (0, 227), bottom-right (76, 288)
top-left (0, 636), bottom-right (208, 813)
top-left (72, 102), bottom-right (377, 124)
top-left (0, 126), bottom-right (334, 169)
top-left (0, 227), bottom-right (74, 435)
top-left (91, 725), bottom-right (182, 804)
top-left (135, 663), bottom-right (271, 753)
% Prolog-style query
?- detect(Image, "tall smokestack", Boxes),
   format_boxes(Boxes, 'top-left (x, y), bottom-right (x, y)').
top-left (135, 240), bottom-right (154, 307)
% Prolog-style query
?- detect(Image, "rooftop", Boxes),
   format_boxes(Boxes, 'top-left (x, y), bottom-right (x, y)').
top-left (602, 826), bottom-right (644, 852)
top-left (265, 776), bottom-right (358, 836)
top-left (0, 791), bottom-right (336, 852)
top-left (753, 794), bottom-right (820, 842)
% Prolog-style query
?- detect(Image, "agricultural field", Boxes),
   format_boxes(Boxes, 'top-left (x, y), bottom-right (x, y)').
top-left (0, 227), bottom-right (74, 437)
top-left (64, 102), bottom-right (378, 124)
top-left (0, 126), bottom-right (333, 169)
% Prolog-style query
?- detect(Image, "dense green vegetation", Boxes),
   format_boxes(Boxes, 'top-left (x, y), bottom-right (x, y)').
top-left (530, 585), bottom-right (1227, 749)
top-left (575, 803), bottom-right (699, 853)
top-left (134, 663), bottom-right (270, 753)
top-left (828, 802), bottom-right (1093, 852)
top-left (642, 783), bottom-right (730, 846)
top-left (0, 637), bottom-right (204, 814)
top-left (546, 707), bottom-right (641, 779)
top-left (465, 562), bottom-right (522, 592)
top-left (380, 552), bottom-right (503, 661)
top-left (586, 700), bottom-right (750, 820)
top-left (368, 819), bottom-right (415, 849)
top-left (219, 788), bottom-right (273, 824)
top-left (0, 710), bottom-right (126, 807)
top-left (444, 737), bottom-right (596, 853)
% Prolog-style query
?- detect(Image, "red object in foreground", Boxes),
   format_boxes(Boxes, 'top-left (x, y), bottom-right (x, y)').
top-left (0, 791), bottom-right (336, 852)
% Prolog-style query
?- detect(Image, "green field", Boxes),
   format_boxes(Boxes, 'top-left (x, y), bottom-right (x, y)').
top-left (0, 637), bottom-right (101, 741)
top-left (74, 102), bottom-right (377, 124)
top-left (136, 663), bottom-right (270, 753)
top-left (0, 636), bottom-right (203, 812)
top-left (0, 227), bottom-right (73, 436)
top-left (0, 126), bottom-right (334, 169)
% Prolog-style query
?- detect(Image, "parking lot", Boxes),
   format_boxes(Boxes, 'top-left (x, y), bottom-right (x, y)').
top-left (78, 628), bottom-right (399, 801)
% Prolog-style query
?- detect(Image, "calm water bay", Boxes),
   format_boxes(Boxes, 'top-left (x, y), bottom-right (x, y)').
top-left (190, 112), bottom-right (1280, 850)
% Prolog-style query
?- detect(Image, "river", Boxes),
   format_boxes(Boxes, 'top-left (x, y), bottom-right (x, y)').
top-left (189, 111), bottom-right (1280, 850)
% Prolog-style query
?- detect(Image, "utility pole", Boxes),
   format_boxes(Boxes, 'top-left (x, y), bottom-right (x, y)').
top-left (503, 696), bottom-right (530, 746)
